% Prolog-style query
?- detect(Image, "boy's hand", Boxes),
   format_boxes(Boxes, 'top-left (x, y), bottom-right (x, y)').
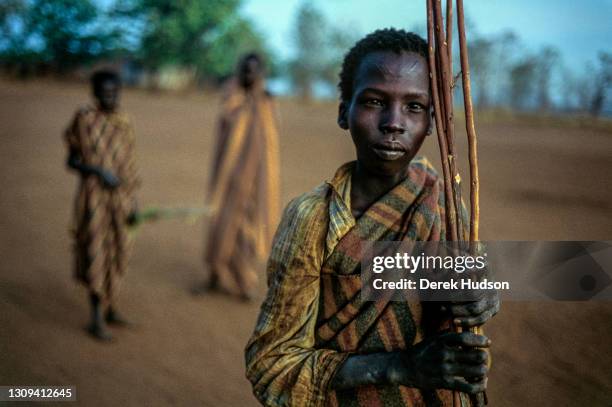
top-left (98, 169), bottom-right (121, 189)
top-left (390, 332), bottom-right (490, 394)
top-left (444, 290), bottom-right (500, 327)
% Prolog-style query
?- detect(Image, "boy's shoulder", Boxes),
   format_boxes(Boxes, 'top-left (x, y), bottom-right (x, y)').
top-left (270, 183), bottom-right (331, 265)
top-left (282, 182), bottom-right (331, 226)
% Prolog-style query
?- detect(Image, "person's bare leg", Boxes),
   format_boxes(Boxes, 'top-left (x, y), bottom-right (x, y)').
top-left (106, 217), bottom-right (130, 326)
top-left (87, 293), bottom-right (112, 341)
top-left (231, 253), bottom-right (255, 302)
top-left (105, 304), bottom-right (130, 326)
top-left (192, 267), bottom-right (219, 295)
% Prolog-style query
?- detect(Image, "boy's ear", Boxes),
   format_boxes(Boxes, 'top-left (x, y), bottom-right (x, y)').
top-left (337, 101), bottom-right (349, 130)
top-left (427, 107), bottom-right (434, 135)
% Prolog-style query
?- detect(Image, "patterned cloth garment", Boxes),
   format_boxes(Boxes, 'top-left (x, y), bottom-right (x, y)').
top-left (204, 79), bottom-right (281, 298)
top-left (246, 157), bottom-right (473, 407)
top-left (64, 106), bottom-right (140, 306)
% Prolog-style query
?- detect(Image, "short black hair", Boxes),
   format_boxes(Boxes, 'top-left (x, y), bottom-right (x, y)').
top-left (240, 52), bottom-right (264, 69)
top-left (338, 28), bottom-right (428, 102)
top-left (90, 69), bottom-right (121, 91)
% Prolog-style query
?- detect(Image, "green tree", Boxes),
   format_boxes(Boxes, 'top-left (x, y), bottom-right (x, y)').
top-left (490, 30), bottom-right (520, 106)
top-left (534, 46), bottom-right (560, 111)
top-left (0, 0), bottom-right (118, 74)
top-left (198, 16), bottom-right (274, 81)
top-left (27, 0), bottom-right (117, 71)
top-left (0, 0), bottom-right (27, 51)
top-left (590, 51), bottom-right (612, 117)
top-left (288, 2), bottom-right (356, 100)
top-left (114, 0), bottom-right (273, 83)
top-left (468, 36), bottom-right (495, 109)
top-left (288, 3), bottom-right (325, 100)
top-left (575, 63), bottom-right (596, 112)
top-left (509, 56), bottom-right (538, 111)
top-left (319, 28), bottom-right (357, 91)
top-left (0, 0), bottom-right (33, 74)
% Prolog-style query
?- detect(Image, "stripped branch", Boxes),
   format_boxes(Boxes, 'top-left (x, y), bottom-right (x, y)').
top-left (427, 0), bottom-right (457, 242)
top-left (427, 1), bottom-right (485, 405)
top-left (457, 0), bottom-right (480, 245)
top-left (433, 0), bottom-right (465, 241)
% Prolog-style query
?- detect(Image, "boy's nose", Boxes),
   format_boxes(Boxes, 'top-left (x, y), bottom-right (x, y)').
top-left (380, 107), bottom-right (405, 135)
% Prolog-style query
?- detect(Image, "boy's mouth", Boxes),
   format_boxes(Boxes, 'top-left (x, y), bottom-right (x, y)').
top-left (371, 142), bottom-right (406, 161)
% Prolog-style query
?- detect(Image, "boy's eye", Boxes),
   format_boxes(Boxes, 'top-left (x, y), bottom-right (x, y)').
top-left (363, 98), bottom-right (384, 107)
top-left (406, 103), bottom-right (426, 112)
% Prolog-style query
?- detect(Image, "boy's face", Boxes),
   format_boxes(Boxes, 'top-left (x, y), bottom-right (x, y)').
top-left (94, 79), bottom-right (120, 112)
top-left (339, 51), bottom-right (431, 177)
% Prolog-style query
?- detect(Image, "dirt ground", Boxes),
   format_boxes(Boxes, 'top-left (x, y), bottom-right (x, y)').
top-left (1, 79), bottom-right (611, 406)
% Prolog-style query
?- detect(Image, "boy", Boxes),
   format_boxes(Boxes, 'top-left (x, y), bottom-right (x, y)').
top-left (203, 53), bottom-right (280, 301)
top-left (64, 70), bottom-right (140, 341)
top-left (245, 29), bottom-right (499, 406)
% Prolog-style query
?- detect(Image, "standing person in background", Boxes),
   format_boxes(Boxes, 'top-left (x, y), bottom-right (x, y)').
top-left (202, 52), bottom-right (281, 301)
top-left (64, 70), bottom-right (141, 341)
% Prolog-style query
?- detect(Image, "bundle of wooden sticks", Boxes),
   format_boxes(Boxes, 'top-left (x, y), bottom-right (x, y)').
top-left (426, 0), bottom-right (486, 406)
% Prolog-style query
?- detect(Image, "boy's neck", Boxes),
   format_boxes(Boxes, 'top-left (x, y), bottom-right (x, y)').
top-left (350, 162), bottom-right (409, 218)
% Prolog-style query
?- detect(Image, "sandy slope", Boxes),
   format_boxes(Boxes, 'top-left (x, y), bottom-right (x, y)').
top-left (0, 80), bottom-right (610, 406)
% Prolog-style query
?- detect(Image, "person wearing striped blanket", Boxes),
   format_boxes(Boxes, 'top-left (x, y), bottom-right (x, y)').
top-left (202, 53), bottom-right (280, 301)
top-left (245, 29), bottom-right (499, 406)
top-left (64, 70), bottom-right (140, 341)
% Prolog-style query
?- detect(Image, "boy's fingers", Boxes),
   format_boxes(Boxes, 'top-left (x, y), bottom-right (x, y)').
top-left (439, 332), bottom-right (490, 348)
top-left (453, 349), bottom-right (488, 365)
top-left (442, 360), bottom-right (488, 378)
top-left (442, 376), bottom-right (487, 394)
top-left (449, 299), bottom-right (487, 316)
top-left (454, 309), bottom-right (494, 327)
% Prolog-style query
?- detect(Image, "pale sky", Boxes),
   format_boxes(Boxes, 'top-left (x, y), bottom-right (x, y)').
top-left (241, 0), bottom-right (612, 73)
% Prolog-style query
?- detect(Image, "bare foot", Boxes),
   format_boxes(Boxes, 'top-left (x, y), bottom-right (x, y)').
top-left (105, 309), bottom-right (131, 327)
top-left (86, 323), bottom-right (113, 342)
top-left (191, 280), bottom-right (252, 302)
top-left (191, 280), bottom-right (217, 296)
